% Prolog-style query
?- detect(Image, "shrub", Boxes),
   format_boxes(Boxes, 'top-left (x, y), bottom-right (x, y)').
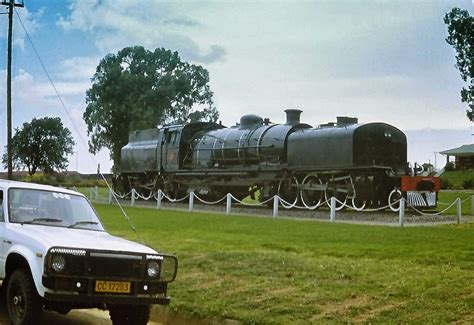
top-left (462, 179), bottom-right (473, 189)
top-left (445, 162), bottom-right (455, 172)
top-left (440, 178), bottom-right (452, 190)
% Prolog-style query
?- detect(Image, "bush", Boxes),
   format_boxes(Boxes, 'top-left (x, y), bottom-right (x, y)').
top-left (20, 173), bottom-right (108, 188)
top-left (445, 162), bottom-right (455, 172)
top-left (440, 178), bottom-right (452, 190)
top-left (462, 179), bottom-right (473, 189)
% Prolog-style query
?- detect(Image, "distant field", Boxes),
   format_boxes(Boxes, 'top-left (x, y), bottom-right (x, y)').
top-left (96, 204), bottom-right (474, 324)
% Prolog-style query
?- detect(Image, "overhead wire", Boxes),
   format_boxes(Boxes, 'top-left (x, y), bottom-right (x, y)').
top-left (14, 7), bottom-right (144, 245)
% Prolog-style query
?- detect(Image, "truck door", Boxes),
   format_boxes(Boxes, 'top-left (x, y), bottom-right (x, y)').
top-left (0, 188), bottom-right (5, 278)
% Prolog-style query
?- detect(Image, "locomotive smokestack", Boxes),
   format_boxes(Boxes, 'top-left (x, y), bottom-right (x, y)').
top-left (284, 109), bottom-right (302, 125)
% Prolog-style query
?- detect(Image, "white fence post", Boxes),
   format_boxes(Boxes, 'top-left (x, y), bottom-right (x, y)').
top-left (456, 198), bottom-right (462, 224)
top-left (131, 189), bottom-right (136, 206)
top-left (330, 197), bottom-right (336, 222)
top-left (108, 188), bottom-right (113, 204)
top-left (189, 192), bottom-right (194, 212)
top-left (156, 190), bottom-right (162, 209)
top-left (94, 186), bottom-right (99, 201)
top-left (273, 195), bottom-right (279, 218)
top-left (471, 195), bottom-right (474, 216)
top-left (399, 198), bottom-right (405, 227)
top-left (89, 188), bottom-right (94, 201)
top-left (226, 193), bottom-right (232, 215)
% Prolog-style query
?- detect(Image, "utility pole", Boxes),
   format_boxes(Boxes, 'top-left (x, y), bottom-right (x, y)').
top-left (2, 0), bottom-right (24, 180)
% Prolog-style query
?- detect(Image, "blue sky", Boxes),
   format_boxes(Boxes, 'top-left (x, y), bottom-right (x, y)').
top-left (1, 0), bottom-right (473, 173)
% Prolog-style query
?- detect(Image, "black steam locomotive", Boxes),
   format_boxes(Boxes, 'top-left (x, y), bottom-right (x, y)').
top-left (118, 110), bottom-right (439, 210)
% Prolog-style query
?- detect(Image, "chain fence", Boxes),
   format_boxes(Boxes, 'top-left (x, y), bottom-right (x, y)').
top-left (84, 187), bottom-right (468, 227)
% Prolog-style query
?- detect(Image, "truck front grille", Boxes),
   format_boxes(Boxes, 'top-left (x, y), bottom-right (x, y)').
top-left (88, 252), bottom-right (143, 278)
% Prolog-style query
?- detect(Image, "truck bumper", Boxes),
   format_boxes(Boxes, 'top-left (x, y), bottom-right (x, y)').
top-left (43, 292), bottom-right (170, 305)
top-left (42, 275), bottom-right (170, 305)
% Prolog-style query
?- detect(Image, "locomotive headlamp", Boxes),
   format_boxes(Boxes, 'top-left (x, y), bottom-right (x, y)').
top-left (147, 261), bottom-right (160, 278)
top-left (51, 255), bottom-right (66, 273)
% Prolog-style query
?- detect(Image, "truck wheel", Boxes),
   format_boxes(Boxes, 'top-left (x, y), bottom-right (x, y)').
top-left (6, 269), bottom-right (42, 325)
top-left (109, 304), bottom-right (150, 325)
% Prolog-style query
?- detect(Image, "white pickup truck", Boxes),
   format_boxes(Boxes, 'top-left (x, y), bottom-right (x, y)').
top-left (0, 180), bottom-right (177, 325)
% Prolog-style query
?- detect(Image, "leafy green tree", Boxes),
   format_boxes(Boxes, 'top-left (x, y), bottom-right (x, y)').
top-left (444, 8), bottom-right (474, 120)
top-left (2, 117), bottom-right (75, 175)
top-left (83, 46), bottom-right (218, 170)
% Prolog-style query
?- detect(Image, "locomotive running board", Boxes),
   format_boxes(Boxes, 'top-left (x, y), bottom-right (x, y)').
top-left (174, 172), bottom-right (249, 176)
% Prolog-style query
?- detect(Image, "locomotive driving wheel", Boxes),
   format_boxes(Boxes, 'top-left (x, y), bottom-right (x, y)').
top-left (278, 176), bottom-right (299, 207)
top-left (300, 174), bottom-right (324, 209)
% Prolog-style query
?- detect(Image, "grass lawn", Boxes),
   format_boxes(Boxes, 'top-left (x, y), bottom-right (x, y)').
top-left (74, 186), bottom-right (110, 200)
top-left (440, 170), bottom-right (474, 189)
top-left (437, 191), bottom-right (473, 215)
top-left (96, 204), bottom-right (474, 324)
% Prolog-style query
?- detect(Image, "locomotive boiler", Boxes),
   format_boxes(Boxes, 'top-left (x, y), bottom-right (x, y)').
top-left (119, 109), bottom-right (439, 210)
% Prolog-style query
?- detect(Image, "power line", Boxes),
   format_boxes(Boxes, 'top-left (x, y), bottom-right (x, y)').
top-left (13, 7), bottom-right (144, 245)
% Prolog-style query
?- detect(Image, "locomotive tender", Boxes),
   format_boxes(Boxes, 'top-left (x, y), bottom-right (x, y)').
top-left (119, 110), bottom-right (439, 210)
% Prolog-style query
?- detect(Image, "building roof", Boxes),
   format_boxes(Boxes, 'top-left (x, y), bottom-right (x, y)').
top-left (440, 144), bottom-right (474, 157)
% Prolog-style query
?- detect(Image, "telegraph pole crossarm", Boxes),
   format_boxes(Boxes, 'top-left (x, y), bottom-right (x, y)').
top-left (2, 0), bottom-right (24, 180)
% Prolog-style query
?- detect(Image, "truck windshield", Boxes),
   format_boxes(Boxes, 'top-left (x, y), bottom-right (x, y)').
top-left (8, 188), bottom-right (104, 231)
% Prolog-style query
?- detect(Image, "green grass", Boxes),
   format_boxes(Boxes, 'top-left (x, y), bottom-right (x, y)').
top-left (74, 186), bottom-right (110, 200)
top-left (440, 170), bottom-right (474, 189)
top-left (95, 204), bottom-right (474, 324)
top-left (437, 190), bottom-right (473, 215)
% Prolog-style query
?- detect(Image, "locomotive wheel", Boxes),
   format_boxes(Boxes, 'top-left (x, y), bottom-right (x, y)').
top-left (351, 197), bottom-right (366, 211)
top-left (278, 176), bottom-right (299, 207)
top-left (388, 189), bottom-right (403, 212)
top-left (300, 174), bottom-right (324, 209)
top-left (324, 176), bottom-right (351, 211)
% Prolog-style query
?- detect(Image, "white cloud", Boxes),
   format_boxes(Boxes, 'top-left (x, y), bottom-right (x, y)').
top-left (0, 69), bottom-right (112, 173)
top-left (57, 0), bottom-right (226, 63)
top-left (0, 6), bottom-right (43, 49)
top-left (58, 56), bottom-right (100, 81)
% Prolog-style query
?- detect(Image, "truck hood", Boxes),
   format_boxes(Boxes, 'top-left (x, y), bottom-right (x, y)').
top-left (6, 224), bottom-right (157, 255)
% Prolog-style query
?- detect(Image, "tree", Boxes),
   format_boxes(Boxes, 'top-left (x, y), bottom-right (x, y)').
top-left (2, 117), bottom-right (75, 175)
top-left (83, 46), bottom-right (219, 171)
top-left (444, 8), bottom-right (474, 120)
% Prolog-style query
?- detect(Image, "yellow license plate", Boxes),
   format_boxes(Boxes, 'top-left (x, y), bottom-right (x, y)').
top-left (95, 280), bottom-right (131, 293)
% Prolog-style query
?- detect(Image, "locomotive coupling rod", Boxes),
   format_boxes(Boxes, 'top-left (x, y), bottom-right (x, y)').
top-left (332, 175), bottom-right (352, 182)
top-left (299, 183), bottom-right (327, 191)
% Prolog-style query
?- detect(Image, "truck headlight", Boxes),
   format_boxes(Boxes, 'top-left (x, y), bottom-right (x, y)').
top-left (160, 255), bottom-right (178, 282)
top-left (145, 254), bottom-right (178, 282)
top-left (146, 261), bottom-right (160, 278)
top-left (51, 255), bottom-right (66, 273)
